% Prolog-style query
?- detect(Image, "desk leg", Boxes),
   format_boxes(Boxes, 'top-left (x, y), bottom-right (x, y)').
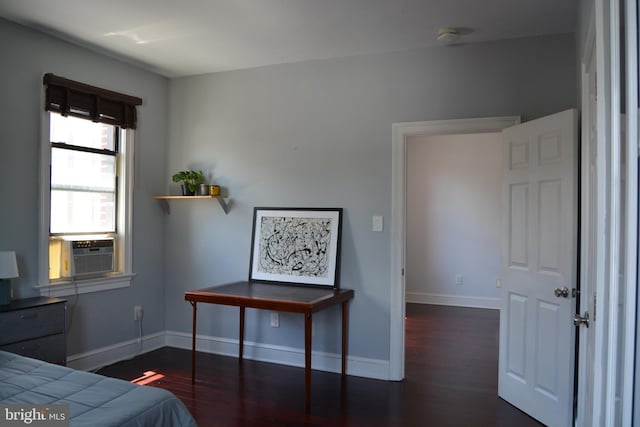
top-left (342, 300), bottom-right (349, 377)
top-left (190, 301), bottom-right (197, 384)
top-left (239, 306), bottom-right (245, 361)
top-left (305, 312), bottom-right (312, 411)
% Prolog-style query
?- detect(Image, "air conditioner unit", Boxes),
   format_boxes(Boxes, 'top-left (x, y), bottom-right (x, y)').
top-left (60, 238), bottom-right (114, 277)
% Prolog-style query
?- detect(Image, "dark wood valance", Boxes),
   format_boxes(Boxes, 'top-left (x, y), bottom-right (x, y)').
top-left (43, 73), bottom-right (142, 129)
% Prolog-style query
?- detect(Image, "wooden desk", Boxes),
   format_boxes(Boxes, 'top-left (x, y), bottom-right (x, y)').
top-left (184, 281), bottom-right (354, 409)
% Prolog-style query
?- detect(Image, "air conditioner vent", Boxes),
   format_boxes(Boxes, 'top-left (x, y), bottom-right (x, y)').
top-left (61, 238), bottom-right (114, 277)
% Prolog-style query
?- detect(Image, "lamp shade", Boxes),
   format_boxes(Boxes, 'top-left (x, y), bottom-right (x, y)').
top-left (0, 251), bottom-right (19, 279)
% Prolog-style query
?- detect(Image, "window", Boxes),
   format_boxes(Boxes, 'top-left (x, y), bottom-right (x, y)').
top-left (50, 115), bottom-right (118, 235)
top-left (47, 113), bottom-right (122, 280)
top-left (38, 74), bottom-right (141, 296)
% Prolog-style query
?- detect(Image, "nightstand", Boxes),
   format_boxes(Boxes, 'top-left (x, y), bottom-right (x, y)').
top-left (0, 297), bottom-right (66, 365)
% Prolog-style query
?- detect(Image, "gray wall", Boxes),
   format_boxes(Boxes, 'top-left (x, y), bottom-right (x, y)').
top-left (405, 133), bottom-right (503, 303)
top-left (165, 34), bottom-right (577, 362)
top-left (0, 18), bottom-right (169, 356)
top-left (0, 16), bottom-right (577, 367)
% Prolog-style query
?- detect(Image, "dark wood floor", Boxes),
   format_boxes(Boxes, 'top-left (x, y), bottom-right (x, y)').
top-left (97, 304), bottom-right (543, 426)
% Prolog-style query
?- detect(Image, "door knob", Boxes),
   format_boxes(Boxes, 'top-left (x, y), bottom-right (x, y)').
top-left (554, 287), bottom-right (569, 298)
top-left (573, 312), bottom-right (590, 327)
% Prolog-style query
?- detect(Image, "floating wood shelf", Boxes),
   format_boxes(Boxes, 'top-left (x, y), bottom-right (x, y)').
top-left (153, 195), bottom-right (230, 215)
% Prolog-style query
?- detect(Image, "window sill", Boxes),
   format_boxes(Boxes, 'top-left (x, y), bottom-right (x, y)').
top-left (35, 273), bottom-right (136, 297)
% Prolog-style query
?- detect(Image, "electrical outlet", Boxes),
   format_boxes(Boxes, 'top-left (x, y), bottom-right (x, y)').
top-left (270, 312), bottom-right (279, 328)
top-left (455, 274), bottom-right (463, 285)
top-left (133, 305), bottom-right (143, 321)
top-left (496, 279), bottom-right (502, 288)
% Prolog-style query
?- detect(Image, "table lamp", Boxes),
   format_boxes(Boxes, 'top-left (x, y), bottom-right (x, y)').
top-left (0, 251), bottom-right (19, 305)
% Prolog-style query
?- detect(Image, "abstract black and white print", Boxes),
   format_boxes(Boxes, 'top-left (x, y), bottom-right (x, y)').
top-left (250, 208), bottom-right (342, 287)
top-left (258, 216), bottom-right (331, 278)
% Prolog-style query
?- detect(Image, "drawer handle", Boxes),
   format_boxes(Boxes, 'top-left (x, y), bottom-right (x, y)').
top-left (20, 313), bottom-right (38, 320)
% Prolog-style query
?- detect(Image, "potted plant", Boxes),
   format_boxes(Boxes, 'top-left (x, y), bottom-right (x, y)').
top-left (172, 170), bottom-right (205, 196)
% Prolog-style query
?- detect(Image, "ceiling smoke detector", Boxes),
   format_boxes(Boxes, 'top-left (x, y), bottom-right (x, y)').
top-left (437, 28), bottom-right (460, 45)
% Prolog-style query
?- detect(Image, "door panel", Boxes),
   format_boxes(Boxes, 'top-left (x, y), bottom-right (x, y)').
top-left (499, 109), bottom-right (577, 427)
top-left (508, 183), bottom-right (529, 267)
top-left (506, 292), bottom-right (528, 381)
top-left (538, 179), bottom-right (562, 272)
top-left (535, 300), bottom-right (560, 397)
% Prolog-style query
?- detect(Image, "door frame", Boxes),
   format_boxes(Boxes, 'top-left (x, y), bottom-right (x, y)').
top-left (620, 1), bottom-right (638, 424)
top-left (585, 0), bottom-right (639, 424)
top-left (576, 12), bottom-right (597, 426)
top-left (389, 116), bottom-right (520, 380)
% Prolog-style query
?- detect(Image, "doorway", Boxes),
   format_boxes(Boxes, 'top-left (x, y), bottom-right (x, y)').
top-left (404, 132), bottom-right (503, 309)
top-left (392, 113), bottom-right (578, 427)
top-left (389, 116), bottom-right (520, 381)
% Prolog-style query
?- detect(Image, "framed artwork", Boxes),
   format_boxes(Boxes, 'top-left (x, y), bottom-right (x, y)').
top-left (249, 207), bottom-right (343, 288)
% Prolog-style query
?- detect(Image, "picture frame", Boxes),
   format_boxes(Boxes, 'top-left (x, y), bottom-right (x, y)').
top-left (249, 207), bottom-right (343, 288)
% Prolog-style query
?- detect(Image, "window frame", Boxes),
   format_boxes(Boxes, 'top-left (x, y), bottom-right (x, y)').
top-left (37, 111), bottom-right (135, 297)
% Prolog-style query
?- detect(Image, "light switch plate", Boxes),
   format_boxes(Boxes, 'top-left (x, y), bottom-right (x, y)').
top-left (373, 215), bottom-right (383, 232)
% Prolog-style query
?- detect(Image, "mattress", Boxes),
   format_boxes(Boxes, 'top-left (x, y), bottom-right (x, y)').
top-left (0, 351), bottom-right (197, 427)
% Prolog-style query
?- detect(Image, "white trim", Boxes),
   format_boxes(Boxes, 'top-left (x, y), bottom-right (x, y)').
top-left (66, 330), bottom-right (389, 379)
top-left (406, 292), bottom-right (499, 310)
top-left (165, 331), bottom-right (390, 380)
top-left (38, 109), bottom-right (51, 287)
top-left (593, 0), bottom-right (612, 421)
top-left (621, 0), bottom-right (638, 424)
top-left (604, 0), bottom-right (622, 424)
top-left (118, 128), bottom-right (135, 275)
top-left (390, 123), bottom-right (407, 382)
top-left (66, 331), bottom-right (165, 372)
top-left (577, 11), bottom-right (596, 427)
top-left (34, 273), bottom-right (135, 297)
top-left (390, 116), bottom-right (520, 382)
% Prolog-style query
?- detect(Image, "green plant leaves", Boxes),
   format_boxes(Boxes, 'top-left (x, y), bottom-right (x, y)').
top-left (171, 170), bottom-right (205, 188)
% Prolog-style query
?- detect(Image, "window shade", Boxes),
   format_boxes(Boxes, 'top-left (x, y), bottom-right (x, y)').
top-left (43, 73), bottom-right (142, 129)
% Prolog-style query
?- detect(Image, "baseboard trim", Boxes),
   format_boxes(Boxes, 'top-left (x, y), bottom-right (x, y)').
top-left (406, 292), bottom-right (500, 309)
top-left (66, 330), bottom-right (390, 380)
top-left (66, 331), bottom-right (166, 372)
top-left (165, 330), bottom-right (390, 380)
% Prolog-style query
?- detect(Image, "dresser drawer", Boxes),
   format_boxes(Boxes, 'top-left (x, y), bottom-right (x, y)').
top-left (0, 333), bottom-right (66, 365)
top-left (0, 303), bottom-right (65, 345)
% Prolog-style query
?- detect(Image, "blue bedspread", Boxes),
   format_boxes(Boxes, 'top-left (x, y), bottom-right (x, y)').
top-left (0, 351), bottom-right (197, 426)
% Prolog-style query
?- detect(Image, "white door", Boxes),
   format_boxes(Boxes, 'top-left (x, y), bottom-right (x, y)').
top-left (498, 109), bottom-right (578, 427)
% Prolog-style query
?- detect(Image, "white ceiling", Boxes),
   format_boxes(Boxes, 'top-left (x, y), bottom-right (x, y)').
top-left (0, 0), bottom-right (577, 78)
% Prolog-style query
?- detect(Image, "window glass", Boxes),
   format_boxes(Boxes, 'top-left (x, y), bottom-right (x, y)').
top-left (50, 113), bottom-right (115, 150)
top-left (50, 149), bottom-right (116, 233)
top-left (49, 114), bottom-right (117, 234)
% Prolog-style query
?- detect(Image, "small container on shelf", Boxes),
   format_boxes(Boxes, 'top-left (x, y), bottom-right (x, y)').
top-left (209, 185), bottom-right (220, 196)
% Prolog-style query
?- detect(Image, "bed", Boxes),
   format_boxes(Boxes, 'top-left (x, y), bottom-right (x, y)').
top-left (0, 351), bottom-right (197, 426)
